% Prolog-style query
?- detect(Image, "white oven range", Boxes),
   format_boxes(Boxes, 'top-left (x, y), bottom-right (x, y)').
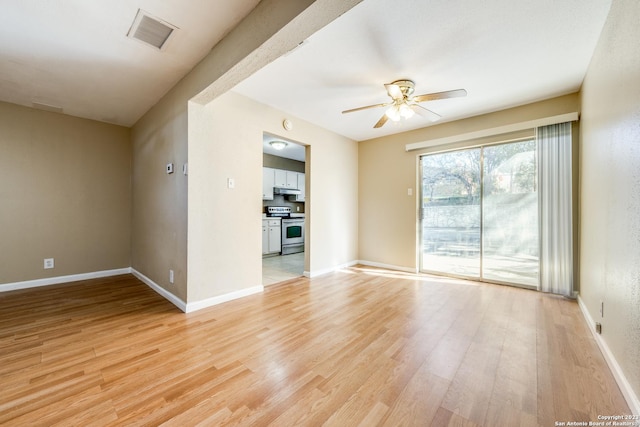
top-left (266, 206), bottom-right (304, 255)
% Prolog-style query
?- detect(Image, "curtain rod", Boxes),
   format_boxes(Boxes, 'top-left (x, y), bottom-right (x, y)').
top-left (405, 112), bottom-right (579, 152)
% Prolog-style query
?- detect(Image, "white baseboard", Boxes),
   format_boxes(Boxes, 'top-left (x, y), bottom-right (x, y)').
top-left (356, 260), bottom-right (417, 274)
top-left (0, 268), bottom-right (132, 293)
top-left (577, 295), bottom-right (640, 415)
top-left (130, 268), bottom-right (187, 312)
top-left (305, 260), bottom-right (358, 278)
top-left (185, 285), bottom-right (263, 313)
top-left (303, 260), bottom-right (417, 279)
top-left (1, 266), bottom-right (266, 315)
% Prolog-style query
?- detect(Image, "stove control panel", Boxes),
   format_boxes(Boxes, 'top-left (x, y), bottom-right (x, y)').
top-left (267, 206), bottom-right (292, 216)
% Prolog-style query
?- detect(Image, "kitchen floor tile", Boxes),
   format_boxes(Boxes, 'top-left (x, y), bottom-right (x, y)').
top-left (262, 252), bottom-right (304, 286)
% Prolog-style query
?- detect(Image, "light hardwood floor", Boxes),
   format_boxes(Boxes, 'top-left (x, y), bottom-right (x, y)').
top-left (0, 267), bottom-right (630, 426)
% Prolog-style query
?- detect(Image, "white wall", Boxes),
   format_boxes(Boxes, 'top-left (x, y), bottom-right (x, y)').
top-left (579, 0), bottom-right (640, 411)
top-left (188, 91), bottom-right (358, 304)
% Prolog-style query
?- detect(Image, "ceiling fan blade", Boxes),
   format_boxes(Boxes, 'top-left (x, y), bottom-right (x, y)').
top-left (412, 88), bottom-right (467, 103)
top-left (411, 104), bottom-right (441, 122)
top-left (342, 102), bottom-right (388, 114)
top-left (384, 83), bottom-right (404, 100)
top-left (373, 113), bottom-right (389, 128)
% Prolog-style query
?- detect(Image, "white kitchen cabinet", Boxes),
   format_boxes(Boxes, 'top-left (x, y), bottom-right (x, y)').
top-left (263, 167), bottom-right (275, 200)
top-left (262, 223), bottom-right (269, 254)
top-left (292, 172), bottom-right (306, 202)
top-left (286, 171), bottom-right (298, 188)
top-left (262, 219), bottom-right (281, 255)
top-left (275, 169), bottom-right (299, 189)
top-left (268, 221), bottom-right (281, 253)
top-left (274, 169), bottom-right (287, 188)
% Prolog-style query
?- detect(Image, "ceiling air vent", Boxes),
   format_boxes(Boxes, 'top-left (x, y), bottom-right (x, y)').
top-left (127, 9), bottom-right (177, 50)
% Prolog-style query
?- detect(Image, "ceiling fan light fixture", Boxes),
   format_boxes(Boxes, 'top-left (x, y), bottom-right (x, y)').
top-left (385, 105), bottom-right (401, 121)
top-left (385, 101), bottom-right (415, 122)
top-left (399, 102), bottom-right (415, 119)
top-left (269, 140), bottom-right (288, 150)
top-left (342, 79), bottom-right (466, 129)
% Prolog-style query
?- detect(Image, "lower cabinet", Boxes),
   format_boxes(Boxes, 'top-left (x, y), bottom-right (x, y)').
top-left (262, 219), bottom-right (281, 255)
top-left (262, 224), bottom-right (269, 254)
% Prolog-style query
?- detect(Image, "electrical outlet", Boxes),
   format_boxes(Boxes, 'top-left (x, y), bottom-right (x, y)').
top-left (44, 258), bottom-right (54, 269)
top-left (166, 163), bottom-right (174, 174)
top-left (169, 269), bottom-right (174, 284)
top-left (595, 322), bottom-right (602, 334)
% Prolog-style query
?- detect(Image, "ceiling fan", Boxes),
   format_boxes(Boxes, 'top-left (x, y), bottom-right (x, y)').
top-left (342, 79), bottom-right (467, 128)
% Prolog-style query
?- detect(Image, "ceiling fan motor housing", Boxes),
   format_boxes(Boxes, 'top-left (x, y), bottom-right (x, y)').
top-left (391, 79), bottom-right (415, 98)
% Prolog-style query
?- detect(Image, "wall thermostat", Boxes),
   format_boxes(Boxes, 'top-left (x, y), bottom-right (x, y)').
top-left (282, 119), bottom-right (293, 131)
top-left (166, 163), bottom-right (174, 174)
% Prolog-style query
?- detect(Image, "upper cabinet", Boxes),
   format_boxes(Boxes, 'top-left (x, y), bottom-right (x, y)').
top-left (274, 169), bottom-right (298, 188)
top-left (274, 169), bottom-right (287, 188)
top-left (293, 172), bottom-right (305, 202)
top-left (286, 171), bottom-right (298, 188)
top-left (262, 167), bottom-right (275, 200)
top-left (263, 167), bottom-right (305, 201)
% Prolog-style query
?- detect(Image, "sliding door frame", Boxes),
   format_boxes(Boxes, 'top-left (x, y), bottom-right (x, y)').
top-left (418, 138), bottom-right (539, 290)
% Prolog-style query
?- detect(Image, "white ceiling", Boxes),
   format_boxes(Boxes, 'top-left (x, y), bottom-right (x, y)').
top-left (263, 133), bottom-right (306, 162)
top-left (233, 0), bottom-right (612, 142)
top-left (0, 0), bottom-right (612, 141)
top-left (0, 0), bottom-right (261, 127)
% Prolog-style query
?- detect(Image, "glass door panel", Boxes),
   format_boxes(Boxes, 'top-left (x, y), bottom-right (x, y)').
top-left (420, 140), bottom-right (540, 288)
top-left (482, 141), bottom-right (539, 286)
top-left (420, 149), bottom-right (481, 278)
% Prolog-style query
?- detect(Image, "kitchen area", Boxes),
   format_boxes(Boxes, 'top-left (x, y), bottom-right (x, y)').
top-left (262, 133), bottom-right (306, 285)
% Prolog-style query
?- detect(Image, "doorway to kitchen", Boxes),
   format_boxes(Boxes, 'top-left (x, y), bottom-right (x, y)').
top-left (262, 132), bottom-right (307, 286)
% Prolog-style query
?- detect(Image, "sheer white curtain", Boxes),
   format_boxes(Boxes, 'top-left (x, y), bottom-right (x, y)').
top-left (537, 122), bottom-right (573, 296)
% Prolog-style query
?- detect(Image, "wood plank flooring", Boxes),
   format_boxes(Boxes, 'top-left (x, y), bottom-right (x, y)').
top-left (0, 267), bottom-right (630, 426)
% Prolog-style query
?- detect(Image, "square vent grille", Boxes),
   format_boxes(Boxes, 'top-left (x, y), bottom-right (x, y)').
top-left (127, 9), bottom-right (177, 50)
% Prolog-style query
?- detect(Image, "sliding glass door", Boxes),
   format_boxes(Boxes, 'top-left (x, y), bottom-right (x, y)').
top-left (481, 141), bottom-right (538, 286)
top-left (420, 149), bottom-right (481, 278)
top-left (420, 140), bottom-right (539, 287)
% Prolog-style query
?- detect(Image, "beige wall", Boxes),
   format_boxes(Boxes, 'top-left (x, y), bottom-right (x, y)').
top-left (358, 94), bottom-right (580, 270)
top-left (188, 91), bottom-right (358, 303)
top-left (130, 95), bottom-right (189, 300)
top-left (579, 0), bottom-right (640, 407)
top-left (0, 102), bottom-right (131, 284)
top-left (263, 153), bottom-right (305, 173)
top-left (130, 0), bottom-right (361, 303)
